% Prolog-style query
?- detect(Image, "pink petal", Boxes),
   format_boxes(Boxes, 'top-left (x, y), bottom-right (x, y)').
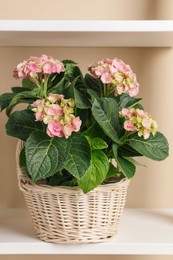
top-left (63, 125), bottom-right (73, 138)
top-left (72, 117), bottom-right (82, 132)
top-left (47, 121), bottom-right (64, 137)
top-left (124, 120), bottom-right (137, 131)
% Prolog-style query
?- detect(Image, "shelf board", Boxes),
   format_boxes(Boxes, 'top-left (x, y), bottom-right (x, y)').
top-left (0, 20), bottom-right (173, 46)
top-left (0, 208), bottom-right (173, 255)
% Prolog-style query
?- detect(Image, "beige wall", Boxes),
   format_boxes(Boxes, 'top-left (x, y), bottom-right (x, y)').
top-left (0, 0), bottom-right (156, 20)
top-left (1, 0), bottom-right (173, 20)
top-left (0, 1), bottom-right (173, 260)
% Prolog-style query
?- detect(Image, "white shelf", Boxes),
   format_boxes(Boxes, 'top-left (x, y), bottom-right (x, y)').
top-left (0, 20), bottom-right (173, 46)
top-left (0, 208), bottom-right (173, 255)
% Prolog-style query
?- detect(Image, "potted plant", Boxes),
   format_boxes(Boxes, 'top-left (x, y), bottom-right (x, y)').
top-left (0, 55), bottom-right (169, 244)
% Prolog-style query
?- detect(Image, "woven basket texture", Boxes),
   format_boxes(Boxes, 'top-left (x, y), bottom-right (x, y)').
top-left (16, 140), bottom-right (130, 244)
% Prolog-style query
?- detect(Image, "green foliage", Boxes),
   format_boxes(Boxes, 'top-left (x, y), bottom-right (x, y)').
top-left (84, 74), bottom-right (102, 97)
top-left (5, 110), bottom-right (44, 141)
top-left (78, 150), bottom-right (109, 193)
top-left (118, 144), bottom-right (142, 157)
top-left (92, 98), bottom-right (121, 144)
top-left (128, 132), bottom-right (169, 161)
top-left (74, 87), bottom-right (91, 109)
top-left (48, 170), bottom-right (75, 187)
top-left (83, 121), bottom-right (106, 139)
top-left (106, 163), bottom-right (119, 179)
top-left (64, 133), bottom-right (91, 180)
top-left (22, 78), bottom-right (36, 89)
top-left (85, 136), bottom-right (108, 150)
top-left (25, 132), bottom-right (68, 182)
top-left (112, 144), bottom-right (136, 179)
top-left (117, 93), bottom-right (142, 109)
top-left (0, 93), bottom-right (15, 112)
top-left (19, 146), bottom-right (26, 168)
top-left (6, 88), bottom-right (43, 116)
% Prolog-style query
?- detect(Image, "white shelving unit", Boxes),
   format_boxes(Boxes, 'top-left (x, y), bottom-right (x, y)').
top-left (0, 20), bottom-right (172, 255)
top-left (0, 20), bottom-right (173, 46)
top-left (0, 208), bottom-right (173, 255)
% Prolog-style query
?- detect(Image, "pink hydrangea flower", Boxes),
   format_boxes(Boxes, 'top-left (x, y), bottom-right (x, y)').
top-left (124, 120), bottom-right (137, 131)
top-left (101, 72), bottom-right (112, 84)
top-left (143, 129), bottom-right (150, 140)
top-left (31, 99), bottom-right (45, 108)
top-left (13, 54), bottom-right (65, 80)
top-left (47, 121), bottom-right (64, 138)
top-left (119, 108), bottom-right (130, 117)
top-left (116, 84), bottom-right (129, 95)
top-left (63, 125), bottom-right (74, 139)
top-left (120, 108), bottom-right (158, 139)
top-left (141, 118), bottom-right (152, 129)
top-left (31, 94), bottom-right (82, 139)
top-left (72, 117), bottom-right (82, 132)
top-left (35, 111), bottom-right (44, 121)
top-left (44, 104), bottom-right (62, 116)
top-left (128, 86), bottom-right (139, 97)
top-left (48, 93), bottom-right (64, 103)
top-left (88, 58), bottom-right (139, 97)
top-left (62, 117), bottom-right (82, 138)
top-left (43, 60), bottom-right (65, 75)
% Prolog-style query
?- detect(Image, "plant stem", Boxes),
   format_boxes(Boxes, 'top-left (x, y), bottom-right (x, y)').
top-left (30, 77), bottom-right (42, 89)
top-left (103, 84), bottom-right (107, 96)
top-left (120, 131), bottom-right (137, 142)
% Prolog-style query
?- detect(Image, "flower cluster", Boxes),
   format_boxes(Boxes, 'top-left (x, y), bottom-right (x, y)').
top-left (31, 93), bottom-right (81, 138)
top-left (13, 54), bottom-right (65, 80)
top-left (88, 58), bottom-right (139, 97)
top-left (120, 108), bottom-right (158, 139)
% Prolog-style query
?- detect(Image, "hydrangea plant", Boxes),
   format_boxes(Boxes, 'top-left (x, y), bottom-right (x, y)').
top-left (0, 55), bottom-right (169, 193)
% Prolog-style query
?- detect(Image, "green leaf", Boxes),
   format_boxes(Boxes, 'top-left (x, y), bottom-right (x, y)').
top-left (74, 87), bottom-right (91, 109)
top-left (64, 133), bottom-right (91, 180)
top-left (25, 132), bottom-right (68, 182)
top-left (22, 78), bottom-right (36, 89)
top-left (117, 93), bottom-right (142, 109)
top-left (5, 109), bottom-right (44, 141)
top-left (128, 132), bottom-right (169, 161)
top-left (62, 59), bottom-right (77, 66)
top-left (86, 136), bottom-right (108, 150)
top-left (113, 144), bottom-right (136, 179)
top-left (106, 163), bottom-right (119, 178)
top-left (62, 76), bottom-right (79, 99)
top-left (0, 93), bottom-right (15, 112)
top-left (92, 98), bottom-right (120, 144)
top-left (118, 144), bottom-right (142, 157)
top-left (48, 171), bottom-right (74, 186)
top-left (11, 87), bottom-right (31, 94)
top-left (64, 63), bottom-right (83, 81)
top-left (87, 89), bottom-right (100, 99)
top-left (48, 77), bottom-right (67, 94)
top-left (83, 121), bottom-right (106, 139)
top-left (84, 74), bottom-right (102, 93)
top-left (47, 72), bottom-right (65, 91)
top-left (19, 146), bottom-right (26, 168)
top-left (6, 88), bottom-right (43, 116)
top-left (78, 150), bottom-right (109, 193)
top-left (116, 156), bottom-right (136, 178)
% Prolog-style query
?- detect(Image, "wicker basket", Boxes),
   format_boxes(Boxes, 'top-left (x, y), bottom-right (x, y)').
top-left (16, 140), bottom-right (130, 244)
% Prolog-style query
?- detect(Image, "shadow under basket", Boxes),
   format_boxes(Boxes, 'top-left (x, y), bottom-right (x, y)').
top-left (16, 140), bottom-right (130, 244)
